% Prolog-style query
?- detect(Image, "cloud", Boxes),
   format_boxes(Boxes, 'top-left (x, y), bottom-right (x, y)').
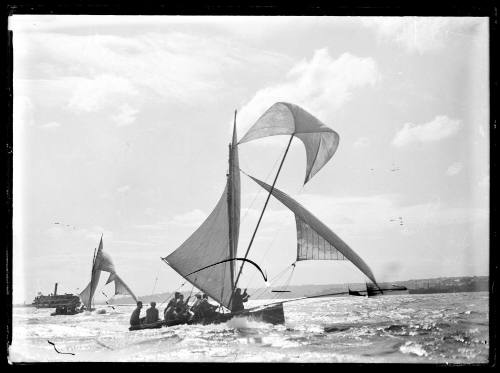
top-left (112, 103), bottom-right (139, 127)
top-left (117, 185), bottom-right (131, 193)
top-left (136, 209), bottom-right (208, 231)
top-left (44, 224), bottom-right (112, 242)
top-left (67, 74), bottom-right (139, 112)
top-left (353, 137), bottom-right (370, 148)
top-left (40, 121), bottom-right (61, 129)
top-left (392, 115), bottom-right (460, 147)
top-left (445, 162), bottom-right (463, 176)
top-left (279, 192), bottom-right (488, 239)
top-left (171, 209), bottom-right (207, 227)
top-left (236, 49), bottom-right (379, 138)
top-left (362, 17), bottom-right (484, 54)
top-left (14, 30), bottom-right (290, 111)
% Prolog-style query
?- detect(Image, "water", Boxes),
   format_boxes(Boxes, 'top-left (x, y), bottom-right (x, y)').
top-left (9, 292), bottom-right (489, 363)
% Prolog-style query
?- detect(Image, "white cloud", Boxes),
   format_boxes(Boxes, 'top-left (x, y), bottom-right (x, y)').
top-left (14, 31), bottom-right (290, 111)
top-left (392, 115), bottom-right (460, 147)
top-left (112, 103), bottom-right (139, 127)
top-left (67, 74), bottom-right (139, 112)
top-left (236, 49), bottom-right (379, 138)
top-left (136, 209), bottom-right (209, 231)
top-left (293, 192), bottom-right (488, 238)
top-left (40, 121), bottom-right (61, 129)
top-left (171, 209), bottom-right (207, 227)
top-left (117, 185), bottom-right (131, 193)
top-left (353, 137), bottom-right (370, 148)
top-left (362, 17), bottom-right (484, 54)
top-left (445, 162), bottom-right (463, 176)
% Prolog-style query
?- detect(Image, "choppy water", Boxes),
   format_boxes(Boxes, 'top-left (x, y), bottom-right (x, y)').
top-left (9, 292), bottom-right (489, 363)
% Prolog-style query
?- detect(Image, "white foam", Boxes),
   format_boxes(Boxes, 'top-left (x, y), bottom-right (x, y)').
top-left (399, 341), bottom-right (428, 357)
top-left (226, 316), bottom-right (270, 330)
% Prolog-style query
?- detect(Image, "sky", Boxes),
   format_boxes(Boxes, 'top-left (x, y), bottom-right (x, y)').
top-left (10, 16), bottom-right (489, 304)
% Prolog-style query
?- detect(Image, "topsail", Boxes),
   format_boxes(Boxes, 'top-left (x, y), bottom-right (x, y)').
top-left (239, 102), bottom-right (340, 184)
top-left (248, 175), bottom-right (377, 285)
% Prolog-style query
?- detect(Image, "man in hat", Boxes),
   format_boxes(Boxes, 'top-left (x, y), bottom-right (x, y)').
top-left (145, 301), bottom-right (159, 324)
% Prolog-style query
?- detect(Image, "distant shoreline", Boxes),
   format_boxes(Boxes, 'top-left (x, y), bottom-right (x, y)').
top-left (17, 275), bottom-right (488, 306)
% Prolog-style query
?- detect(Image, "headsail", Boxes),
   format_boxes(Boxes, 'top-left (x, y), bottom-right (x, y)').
top-left (163, 123), bottom-right (241, 310)
top-left (238, 102), bottom-right (340, 184)
top-left (248, 175), bottom-right (377, 285)
top-left (79, 237), bottom-right (137, 308)
top-left (106, 273), bottom-right (138, 302)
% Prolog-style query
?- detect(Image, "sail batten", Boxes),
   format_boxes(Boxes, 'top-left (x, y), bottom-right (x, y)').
top-left (239, 102), bottom-right (340, 184)
top-left (248, 175), bottom-right (377, 284)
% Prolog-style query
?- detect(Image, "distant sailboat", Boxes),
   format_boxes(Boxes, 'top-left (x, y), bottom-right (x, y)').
top-left (79, 235), bottom-right (137, 311)
top-left (159, 102), bottom-right (382, 326)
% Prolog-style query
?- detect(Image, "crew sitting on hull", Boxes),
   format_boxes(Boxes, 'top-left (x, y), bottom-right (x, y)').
top-left (145, 302), bottom-right (160, 324)
top-left (231, 288), bottom-right (249, 313)
top-left (164, 292), bottom-right (180, 322)
top-left (175, 294), bottom-right (192, 321)
top-left (164, 292), bottom-right (192, 322)
top-left (190, 294), bottom-right (203, 321)
top-left (130, 301), bottom-right (146, 326)
top-left (195, 294), bottom-right (218, 322)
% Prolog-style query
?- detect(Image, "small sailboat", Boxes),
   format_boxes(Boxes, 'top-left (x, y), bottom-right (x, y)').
top-left (79, 235), bottom-right (138, 312)
top-left (159, 102), bottom-right (381, 327)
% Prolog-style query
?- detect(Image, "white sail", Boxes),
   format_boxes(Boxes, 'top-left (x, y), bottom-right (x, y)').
top-left (79, 237), bottom-right (137, 308)
top-left (239, 102), bottom-right (340, 184)
top-left (163, 123), bottom-right (241, 310)
top-left (248, 174), bottom-right (377, 284)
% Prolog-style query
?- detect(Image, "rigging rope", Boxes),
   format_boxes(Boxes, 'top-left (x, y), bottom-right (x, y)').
top-left (238, 150), bottom-right (283, 226)
top-left (239, 169), bottom-right (307, 291)
top-left (159, 281), bottom-right (186, 307)
top-left (250, 263), bottom-right (296, 300)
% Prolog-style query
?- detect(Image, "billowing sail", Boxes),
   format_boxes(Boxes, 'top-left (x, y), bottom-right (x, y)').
top-left (248, 175), bottom-right (377, 284)
top-left (79, 237), bottom-right (137, 308)
top-left (106, 273), bottom-right (138, 302)
top-left (238, 102), bottom-right (340, 184)
top-left (79, 273), bottom-right (101, 309)
top-left (79, 237), bottom-right (106, 308)
top-left (163, 124), bottom-right (240, 310)
top-left (164, 185), bottom-right (235, 309)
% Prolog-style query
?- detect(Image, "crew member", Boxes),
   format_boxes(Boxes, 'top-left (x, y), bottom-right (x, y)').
top-left (231, 288), bottom-right (249, 313)
top-left (130, 301), bottom-right (144, 326)
top-left (145, 301), bottom-right (160, 324)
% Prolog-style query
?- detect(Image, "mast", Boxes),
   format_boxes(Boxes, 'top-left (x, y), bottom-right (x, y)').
top-left (228, 111), bottom-right (236, 288)
top-left (233, 133), bottom-right (294, 290)
top-left (89, 246), bottom-right (97, 309)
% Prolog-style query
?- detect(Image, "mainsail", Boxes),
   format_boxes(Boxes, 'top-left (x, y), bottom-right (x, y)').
top-left (163, 121), bottom-right (240, 310)
top-left (79, 237), bottom-right (137, 308)
top-left (248, 175), bottom-right (377, 285)
top-left (238, 102), bottom-right (340, 184)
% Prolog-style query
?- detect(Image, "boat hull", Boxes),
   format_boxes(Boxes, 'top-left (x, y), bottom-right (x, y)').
top-left (239, 302), bottom-right (285, 325)
top-left (128, 303), bottom-right (285, 331)
top-left (129, 320), bottom-right (164, 331)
